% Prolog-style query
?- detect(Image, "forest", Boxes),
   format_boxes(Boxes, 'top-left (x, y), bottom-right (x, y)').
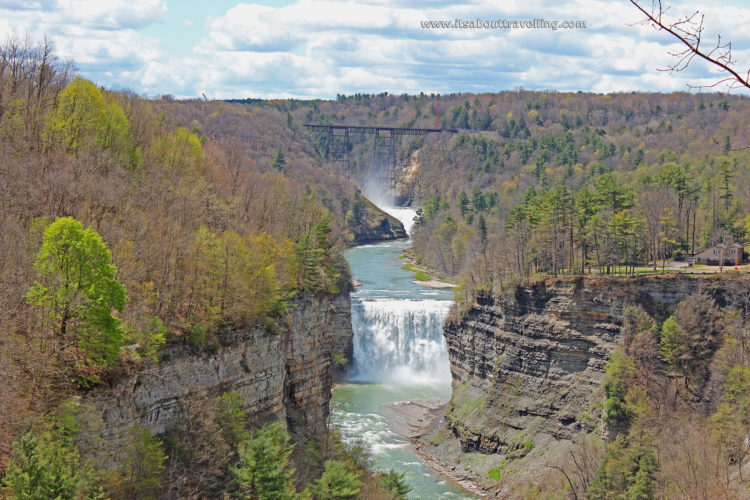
top-left (1, 29), bottom-right (750, 499)
top-left (275, 90), bottom-right (750, 307)
top-left (0, 35), bottom-right (409, 499)
top-left (580, 285), bottom-right (750, 499)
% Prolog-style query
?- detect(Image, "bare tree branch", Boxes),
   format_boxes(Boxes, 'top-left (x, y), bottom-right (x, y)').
top-left (629, 0), bottom-right (750, 92)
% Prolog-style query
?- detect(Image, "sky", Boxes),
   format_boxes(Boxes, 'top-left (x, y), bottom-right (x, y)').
top-left (1, 0), bottom-right (749, 99)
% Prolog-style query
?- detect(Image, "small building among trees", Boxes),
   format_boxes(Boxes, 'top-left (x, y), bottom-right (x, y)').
top-left (692, 243), bottom-right (744, 266)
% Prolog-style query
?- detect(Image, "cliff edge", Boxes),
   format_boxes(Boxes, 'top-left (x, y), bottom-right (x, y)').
top-left (428, 274), bottom-right (740, 497)
top-left (85, 289), bottom-right (353, 451)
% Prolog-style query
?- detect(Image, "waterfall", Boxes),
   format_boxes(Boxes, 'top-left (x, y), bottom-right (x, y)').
top-left (380, 206), bottom-right (418, 235)
top-left (351, 298), bottom-right (452, 385)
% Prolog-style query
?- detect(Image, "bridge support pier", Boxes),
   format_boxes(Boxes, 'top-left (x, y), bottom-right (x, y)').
top-left (373, 129), bottom-right (396, 186)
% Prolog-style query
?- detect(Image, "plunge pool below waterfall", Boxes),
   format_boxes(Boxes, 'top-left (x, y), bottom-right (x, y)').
top-left (331, 208), bottom-right (475, 499)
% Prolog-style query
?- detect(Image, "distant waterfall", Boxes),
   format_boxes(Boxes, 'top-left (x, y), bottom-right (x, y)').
top-left (351, 298), bottom-right (452, 384)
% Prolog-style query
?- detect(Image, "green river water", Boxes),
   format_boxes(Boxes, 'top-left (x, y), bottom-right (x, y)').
top-left (331, 207), bottom-right (476, 499)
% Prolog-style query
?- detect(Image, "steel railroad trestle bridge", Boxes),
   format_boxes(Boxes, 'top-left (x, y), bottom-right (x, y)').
top-left (304, 124), bottom-right (458, 185)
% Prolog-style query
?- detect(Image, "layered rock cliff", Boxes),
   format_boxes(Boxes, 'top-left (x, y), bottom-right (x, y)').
top-left (86, 290), bottom-right (353, 445)
top-left (443, 275), bottom-right (711, 455)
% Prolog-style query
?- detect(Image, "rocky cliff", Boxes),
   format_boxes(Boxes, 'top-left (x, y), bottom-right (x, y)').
top-left (443, 275), bottom-right (704, 455)
top-left (425, 274), bottom-right (737, 495)
top-left (347, 194), bottom-right (407, 245)
top-left (85, 290), bottom-right (353, 445)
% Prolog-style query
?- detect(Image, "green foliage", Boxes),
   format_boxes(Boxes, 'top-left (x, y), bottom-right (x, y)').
top-left (660, 294), bottom-right (724, 386)
top-left (603, 349), bottom-right (636, 425)
top-left (296, 215), bottom-right (340, 294)
top-left (351, 194), bottom-right (367, 225)
top-left (414, 270), bottom-right (430, 281)
top-left (2, 427), bottom-right (104, 500)
top-left (422, 194), bottom-right (449, 219)
top-left (147, 126), bottom-right (203, 174)
top-left (308, 460), bottom-right (361, 500)
top-left (378, 470), bottom-right (411, 499)
top-left (215, 390), bottom-right (250, 448)
top-left (108, 424), bottom-right (167, 500)
top-left (0, 97), bottom-right (25, 151)
top-left (659, 315), bottom-right (681, 368)
top-left (332, 351), bottom-right (348, 367)
top-left (272, 148), bottom-right (287, 171)
top-left (231, 422), bottom-right (299, 500)
top-left (488, 467), bottom-right (502, 481)
top-left (46, 77), bottom-right (131, 162)
top-left (189, 226), bottom-right (295, 332)
top-left (123, 315), bottom-right (166, 361)
top-left (26, 217), bottom-right (126, 383)
top-left (588, 433), bottom-right (658, 500)
top-left (711, 364), bottom-right (750, 463)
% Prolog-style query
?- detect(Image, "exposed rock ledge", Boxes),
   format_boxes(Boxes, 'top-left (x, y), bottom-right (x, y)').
top-left (347, 194), bottom-right (407, 245)
top-left (85, 290), bottom-right (353, 446)
top-left (437, 274), bottom-right (744, 494)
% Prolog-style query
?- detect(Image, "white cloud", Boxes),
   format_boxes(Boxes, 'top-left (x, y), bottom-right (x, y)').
top-left (1, 0), bottom-right (748, 98)
top-left (0, 0), bottom-right (167, 92)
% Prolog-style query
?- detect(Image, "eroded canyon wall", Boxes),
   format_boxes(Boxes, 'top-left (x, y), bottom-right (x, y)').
top-left (443, 275), bottom-right (713, 454)
top-left (85, 290), bottom-right (353, 444)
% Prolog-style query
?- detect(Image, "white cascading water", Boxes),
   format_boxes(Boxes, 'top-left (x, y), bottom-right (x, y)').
top-left (351, 298), bottom-right (452, 384)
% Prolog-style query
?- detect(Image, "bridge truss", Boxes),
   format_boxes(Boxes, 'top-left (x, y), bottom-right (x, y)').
top-left (305, 124), bottom-right (458, 186)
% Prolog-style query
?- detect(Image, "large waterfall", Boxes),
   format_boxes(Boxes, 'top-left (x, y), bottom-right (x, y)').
top-left (348, 206), bottom-right (453, 386)
top-left (333, 204), bottom-right (473, 499)
top-left (351, 298), bottom-right (452, 384)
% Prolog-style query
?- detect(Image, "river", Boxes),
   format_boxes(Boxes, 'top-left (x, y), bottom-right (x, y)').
top-left (331, 206), bottom-right (475, 499)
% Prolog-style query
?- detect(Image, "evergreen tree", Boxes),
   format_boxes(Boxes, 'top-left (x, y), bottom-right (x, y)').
top-left (2, 429), bottom-right (104, 500)
top-left (457, 191), bottom-right (470, 217)
top-left (379, 470), bottom-right (411, 499)
top-left (309, 460), bottom-right (361, 500)
top-left (231, 422), bottom-right (299, 500)
top-left (272, 148), bottom-right (287, 171)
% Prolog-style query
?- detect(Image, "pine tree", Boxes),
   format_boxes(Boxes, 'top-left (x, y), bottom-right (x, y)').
top-left (379, 470), bottom-right (411, 499)
top-left (309, 460), bottom-right (361, 500)
top-left (2, 430), bottom-right (104, 500)
top-left (231, 422), bottom-right (299, 500)
top-left (272, 148), bottom-right (287, 171)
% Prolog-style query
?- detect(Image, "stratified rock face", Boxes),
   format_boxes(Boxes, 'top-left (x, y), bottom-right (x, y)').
top-left (443, 275), bottom-right (702, 454)
top-left (87, 290), bottom-right (352, 443)
top-left (331, 289), bottom-right (354, 374)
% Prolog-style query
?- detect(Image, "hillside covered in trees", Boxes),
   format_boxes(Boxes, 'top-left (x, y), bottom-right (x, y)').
top-left (269, 90), bottom-right (750, 299)
top-left (2, 30), bottom-right (750, 499)
top-left (0, 35), bottom-right (408, 499)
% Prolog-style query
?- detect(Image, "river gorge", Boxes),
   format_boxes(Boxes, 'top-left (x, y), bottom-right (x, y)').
top-left (332, 206), bottom-right (475, 499)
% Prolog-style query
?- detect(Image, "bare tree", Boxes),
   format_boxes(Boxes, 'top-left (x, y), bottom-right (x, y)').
top-left (629, 0), bottom-right (750, 92)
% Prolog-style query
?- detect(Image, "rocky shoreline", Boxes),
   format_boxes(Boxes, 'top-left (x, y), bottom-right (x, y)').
top-left (383, 399), bottom-right (500, 499)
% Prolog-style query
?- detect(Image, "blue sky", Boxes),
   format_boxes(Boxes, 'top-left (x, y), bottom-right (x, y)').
top-left (1, 0), bottom-right (748, 98)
